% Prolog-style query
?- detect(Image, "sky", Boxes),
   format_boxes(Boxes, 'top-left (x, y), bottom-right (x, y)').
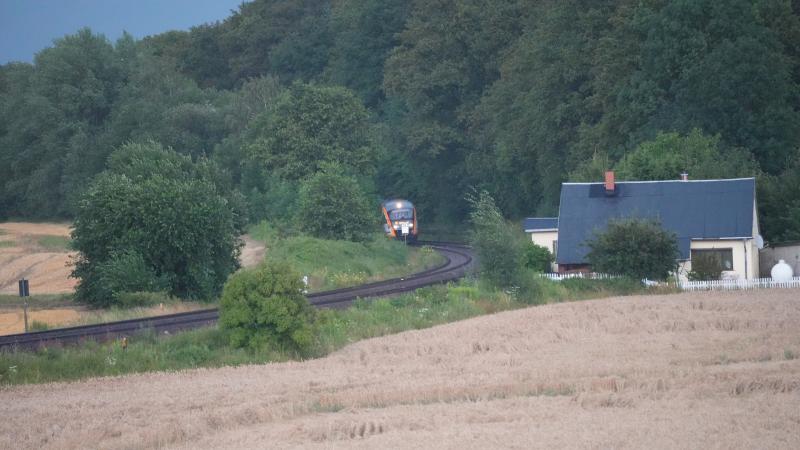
top-left (0, 0), bottom-right (244, 64)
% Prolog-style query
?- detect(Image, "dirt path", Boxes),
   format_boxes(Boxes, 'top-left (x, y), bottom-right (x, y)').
top-left (2, 289), bottom-right (798, 449)
top-left (239, 234), bottom-right (265, 268)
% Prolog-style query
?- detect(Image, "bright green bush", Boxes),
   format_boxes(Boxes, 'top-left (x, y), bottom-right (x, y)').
top-left (523, 243), bottom-right (554, 272)
top-left (219, 262), bottom-right (315, 354)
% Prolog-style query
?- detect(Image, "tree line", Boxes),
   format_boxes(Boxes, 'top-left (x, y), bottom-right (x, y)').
top-left (1, 0), bottom-right (799, 242)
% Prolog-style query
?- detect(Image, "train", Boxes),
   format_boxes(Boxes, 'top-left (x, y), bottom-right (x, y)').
top-left (381, 199), bottom-right (418, 242)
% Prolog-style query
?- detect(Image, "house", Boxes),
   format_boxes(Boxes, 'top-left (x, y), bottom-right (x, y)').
top-left (524, 173), bottom-right (761, 280)
top-left (523, 217), bottom-right (558, 272)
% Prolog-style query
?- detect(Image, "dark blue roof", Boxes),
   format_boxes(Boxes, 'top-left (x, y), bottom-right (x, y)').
top-left (523, 217), bottom-right (558, 231)
top-left (556, 178), bottom-right (756, 264)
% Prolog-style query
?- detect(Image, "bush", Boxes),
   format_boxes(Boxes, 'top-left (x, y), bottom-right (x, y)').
top-left (87, 250), bottom-right (170, 308)
top-left (296, 164), bottom-right (375, 241)
top-left (219, 262), bottom-right (315, 354)
top-left (467, 190), bottom-right (524, 288)
top-left (688, 253), bottom-right (723, 281)
top-left (523, 243), bottom-right (554, 272)
top-left (585, 218), bottom-right (679, 281)
top-left (71, 142), bottom-right (244, 306)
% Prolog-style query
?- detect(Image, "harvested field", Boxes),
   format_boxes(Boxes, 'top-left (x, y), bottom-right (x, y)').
top-left (2, 289), bottom-right (799, 449)
top-left (0, 222), bottom-right (76, 295)
top-left (0, 222), bottom-right (264, 297)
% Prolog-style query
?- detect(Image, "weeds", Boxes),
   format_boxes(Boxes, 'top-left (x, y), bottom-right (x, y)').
top-left (36, 235), bottom-right (72, 251)
top-left (249, 221), bottom-right (444, 291)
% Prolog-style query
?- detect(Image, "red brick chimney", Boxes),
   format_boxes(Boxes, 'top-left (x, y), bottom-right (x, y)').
top-left (604, 170), bottom-right (615, 193)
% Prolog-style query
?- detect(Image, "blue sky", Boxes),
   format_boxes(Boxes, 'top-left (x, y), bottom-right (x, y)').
top-left (0, 0), bottom-right (244, 64)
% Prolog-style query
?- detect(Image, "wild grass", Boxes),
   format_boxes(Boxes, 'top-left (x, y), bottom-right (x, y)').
top-left (0, 276), bottom-right (664, 385)
top-left (0, 240), bottom-right (13, 248)
top-left (0, 293), bottom-right (75, 309)
top-left (36, 235), bottom-right (72, 251)
top-left (249, 221), bottom-right (444, 291)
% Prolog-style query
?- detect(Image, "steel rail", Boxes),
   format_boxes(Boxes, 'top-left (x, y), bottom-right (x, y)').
top-left (0, 242), bottom-right (472, 351)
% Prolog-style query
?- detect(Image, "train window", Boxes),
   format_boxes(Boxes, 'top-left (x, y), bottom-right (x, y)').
top-left (390, 209), bottom-right (413, 220)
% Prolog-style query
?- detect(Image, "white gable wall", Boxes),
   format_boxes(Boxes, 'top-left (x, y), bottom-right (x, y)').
top-left (529, 230), bottom-right (558, 272)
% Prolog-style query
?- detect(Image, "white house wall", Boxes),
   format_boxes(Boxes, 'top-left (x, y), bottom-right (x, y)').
top-left (678, 239), bottom-right (757, 281)
top-left (529, 230), bottom-right (558, 272)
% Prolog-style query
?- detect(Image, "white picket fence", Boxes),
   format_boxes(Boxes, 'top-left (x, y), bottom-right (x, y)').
top-left (542, 272), bottom-right (800, 292)
top-left (678, 276), bottom-right (800, 292)
top-left (541, 272), bottom-right (617, 281)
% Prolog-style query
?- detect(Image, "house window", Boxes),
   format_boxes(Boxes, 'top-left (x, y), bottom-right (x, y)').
top-left (691, 248), bottom-right (734, 271)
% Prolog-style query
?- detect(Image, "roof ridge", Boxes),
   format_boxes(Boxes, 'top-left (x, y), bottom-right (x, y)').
top-left (563, 177), bottom-right (755, 185)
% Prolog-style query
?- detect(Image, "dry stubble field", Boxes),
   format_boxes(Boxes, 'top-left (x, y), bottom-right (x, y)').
top-left (1, 289), bottom-right (799, 449)
top-left (0, 222), bottom-right (266, 334)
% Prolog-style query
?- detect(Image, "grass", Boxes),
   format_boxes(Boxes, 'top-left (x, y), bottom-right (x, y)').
top-left (249, 222), bottom-right (444, 291)
top-left (36, 235), bottom-right (72, 251)
top-left (0, 240), bottom-right (13, 248)
top-left (0, 275), bottom-right (667, 385)
top-left (0, 293), bottom-right (75, 309)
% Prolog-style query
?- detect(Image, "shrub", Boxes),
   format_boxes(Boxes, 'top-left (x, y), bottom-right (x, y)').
top-left (88, 250), bottom-right (170, 308)
top-left (688, 252), bottom-right (723, 281)
top-left (219, 262), bottom-right (315, 354)
top-left (523, 243), bottom-right (554, 272)
top-left (296, 164), bottom-right (375, 241)
top-left (71, 142), bottom-right (244, 306)
top-left (467, 190), bottom-right (525, 288)
top-left (585, 218), bottom-right (679, 281)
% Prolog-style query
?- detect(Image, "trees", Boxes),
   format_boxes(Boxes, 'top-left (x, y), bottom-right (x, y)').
top-left (615, 129), bottom-right (755, 181)
top-left (296, 164), bottom-right (375, 241)
top-left (586, 219), bottom-right (680, 281)
top-left (467, 191), bottom-right (524, 287)
top-left (244, 82), bottom-right (377, 181)
top-left (71, 142), bottom-right (244, 305)
top-left (218, 261), bottom-right (315, 353)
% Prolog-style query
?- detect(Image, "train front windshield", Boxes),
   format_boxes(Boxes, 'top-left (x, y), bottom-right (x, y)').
top-left (389, 209), bottom-right (413, 220)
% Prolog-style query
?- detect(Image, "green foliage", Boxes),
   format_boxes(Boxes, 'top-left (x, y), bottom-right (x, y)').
top-left (2, 0), bottom-right (800, 245)
top-left (586, 219), bottom-right (680, 281)
top-left (758, 150), bottom-right (800, 243)
top-left (28, 320), bottom-right (50, 332)
top-left (688, 253), bottom-right (723, 281)
top-left (523, 243), bottom-right (554, 273)
top-left (90, 250), bottom-right (170, 307)
top-left (251, 221), bottom-right (443, 291)
top-left (244, 82), bottom-right (378, 181)
top-left (467, 191), bottom-right (524, 288)
top-left (219, 262), bottom-right (315, 354)
top-left (0, 276), bottom-right (669, 385)
top-left (615, 130), bottom-right (754, 181)
top-left (296, 164), bottom-right (375, 241)
top-left (71, 142), bottom-right (243, 305)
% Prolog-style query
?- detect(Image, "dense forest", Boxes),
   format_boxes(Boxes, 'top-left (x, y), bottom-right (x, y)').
top-left (1, 0), bottom-right (799, 242)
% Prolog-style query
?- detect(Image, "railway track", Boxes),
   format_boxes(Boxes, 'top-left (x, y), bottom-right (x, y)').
top-left (0, 241), bottom-right (473, 351)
